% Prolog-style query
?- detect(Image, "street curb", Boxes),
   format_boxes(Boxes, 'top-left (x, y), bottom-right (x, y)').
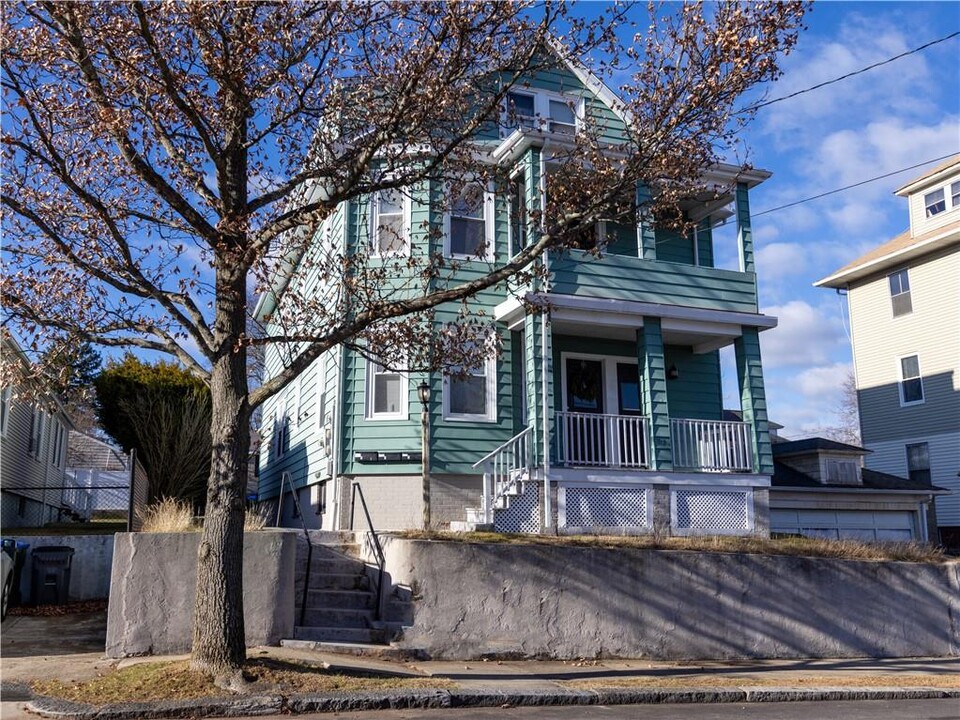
top-left (25, 685), bottom-right (960, 718)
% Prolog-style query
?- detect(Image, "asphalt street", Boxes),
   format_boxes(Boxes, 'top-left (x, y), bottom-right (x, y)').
top-left (255, 699), bottom-right (960, 720)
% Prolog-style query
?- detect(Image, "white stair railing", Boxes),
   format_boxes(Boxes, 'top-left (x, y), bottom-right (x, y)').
top-left (472, 426), bottom-right (534, 524)
top-left (556, 412), bottom-right (650, 469)
top-left (671, 418), bottom-right (753, 472)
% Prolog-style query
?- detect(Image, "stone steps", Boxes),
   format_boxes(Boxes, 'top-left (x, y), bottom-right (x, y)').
top-left (300, 607), bottom-right (374, 629)
top-left (292, 625), bottom-right (387, 644)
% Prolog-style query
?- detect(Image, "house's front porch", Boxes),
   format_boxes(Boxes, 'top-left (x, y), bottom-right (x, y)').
top-left (460, 295), bottom-right (777, 537)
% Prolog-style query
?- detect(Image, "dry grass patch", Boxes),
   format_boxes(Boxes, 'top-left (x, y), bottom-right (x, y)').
top-left (400, 531), bottom-right (947, 563)
top-left (137, 497), bottom-right (197, 533)
top-left (563, 674), bottom-right (960, 690)
top-left (32, 658), bottom-right (454, 706)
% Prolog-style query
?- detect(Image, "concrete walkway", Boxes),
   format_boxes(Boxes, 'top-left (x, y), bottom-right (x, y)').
top-left (2, 612), bottom-right (958, 719)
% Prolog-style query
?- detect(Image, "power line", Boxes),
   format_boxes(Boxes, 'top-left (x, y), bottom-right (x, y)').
top-left (745, 31), bottom-right (960, 112)
top-left (753, 153), bottom-right (959, 218)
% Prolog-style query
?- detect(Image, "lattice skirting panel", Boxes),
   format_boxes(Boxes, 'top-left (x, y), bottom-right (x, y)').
top-left (494, 482), bottom-right (541, 534)
top-left (560, 485), bottom-right (650, 531)
top-left (672, 488), bottom-right (753, 534)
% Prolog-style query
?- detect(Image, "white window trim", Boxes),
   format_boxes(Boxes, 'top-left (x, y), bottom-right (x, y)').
top-left (443, 355), bottom-right (498, 423)
top-left (443, 181), bottom-right (496, 261)
top-left (370, 186), bottom-right (411, 258)
top-left (315, 354), bottom-right (328, 431)
top-left (0, 387), bottom-right (11, 437)
top-left (500, 89), bottom-right (584, 136)
top-left (559, 352), bottom-right (641, 417)
top-left (273, 396), bottom-right (289, 459)
top-left (897, 353), bottom-right (925, 407)
top-left (365, 359), bottom-right (409, 421)
top-left (29, 406), bottom-right (45, 460)
top-left (888, 267), bottom-right (912, 317)
top-left (50, 420), bottom-right (65, 469)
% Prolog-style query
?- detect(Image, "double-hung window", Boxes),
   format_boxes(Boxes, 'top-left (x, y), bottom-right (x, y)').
top-left (445, 355), bottom-right (496, 422)
top-left (503, 91), bottom-right (580, 135)
top-left (505, 91), bottom-right (536, 129)
top-left (951, 181), bottom-right (960, 209)
top-left (273, 395), bottom-right (290, 458)
top-left (371, 187), bottom-right (408, 257)
top-left (50, 420), bottom-right (65, 468)
top-left (0, 387), bottom-right (10, 437)
top-left (898, 355), bottom-right (924, 405)
top-left (447, 182), bottom-right (493, 259)
top-left (906, 442), bottom-right (931, 484)
top-left (888, 268), bottom-right (912, 317)
top-left (29, 406), bottom-right (45, 459)
top-left (366, 360), bottom-right (407, 420)
top-left (924, 188), bottom-right (945, 218)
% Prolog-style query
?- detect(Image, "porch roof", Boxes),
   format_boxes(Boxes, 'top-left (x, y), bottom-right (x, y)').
top-left (496, 292), bottom-right (777, 352)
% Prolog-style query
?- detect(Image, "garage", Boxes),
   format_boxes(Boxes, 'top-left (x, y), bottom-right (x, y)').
top-left (771, 508), bottom-right (917, 541)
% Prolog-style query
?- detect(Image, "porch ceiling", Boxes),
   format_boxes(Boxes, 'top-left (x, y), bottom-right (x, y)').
top-left (498, 293), bottom-right (776, 354)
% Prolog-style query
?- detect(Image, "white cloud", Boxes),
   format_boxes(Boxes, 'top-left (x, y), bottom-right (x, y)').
top-left (796, 361), bottom-right (853, 398)
top-left (760, 300), bottom-right (848, 368)
top-left (756, 242), bottom-right (809, 280)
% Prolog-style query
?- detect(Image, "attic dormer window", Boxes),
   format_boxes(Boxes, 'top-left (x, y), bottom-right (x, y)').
top-left (825, 458), bottom-right (858, 484)
top-left (924, 188), bottom-right (945, 218)
top-left (505, 92), bottom-right (536, 129)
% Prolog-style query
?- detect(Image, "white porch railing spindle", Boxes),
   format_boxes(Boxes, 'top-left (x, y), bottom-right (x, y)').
top-left (669, 418), bottom-right (752, 472)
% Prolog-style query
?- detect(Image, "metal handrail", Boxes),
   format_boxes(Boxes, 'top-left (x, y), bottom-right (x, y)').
top-left (276, 472), bottom-right (314, 627)
top-left (349, 482), bottom-right (385, 622)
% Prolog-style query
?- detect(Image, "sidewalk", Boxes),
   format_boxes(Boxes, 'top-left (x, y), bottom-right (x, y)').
top-left (2, 612), bottom-right (958, 719)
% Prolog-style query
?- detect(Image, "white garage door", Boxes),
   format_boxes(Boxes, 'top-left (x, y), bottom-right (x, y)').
top-left (771, 509), bottom-right (916, 541)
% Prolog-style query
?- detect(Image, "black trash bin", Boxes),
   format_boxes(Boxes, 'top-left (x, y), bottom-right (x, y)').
top-left (30, 545), bottom-right (75, 606)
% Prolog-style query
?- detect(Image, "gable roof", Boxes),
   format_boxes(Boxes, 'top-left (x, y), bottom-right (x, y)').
top-left (815, 219), bottom-right (960, 289)
top-left (895, 154), bottom-right (960, 197)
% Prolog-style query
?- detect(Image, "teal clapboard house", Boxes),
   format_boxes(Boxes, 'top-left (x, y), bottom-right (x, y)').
top-left (255, 48), bottom-right (778, 537)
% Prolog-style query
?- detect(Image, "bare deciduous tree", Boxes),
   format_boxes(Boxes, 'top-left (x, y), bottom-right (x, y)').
top-left (1, 1), bottom-right (807, 680)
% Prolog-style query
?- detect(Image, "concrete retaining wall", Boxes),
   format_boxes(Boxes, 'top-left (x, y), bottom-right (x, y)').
top-left (371, 537), bottom-right (960, 660)
top-left (4, 534), bottom-right (115, 604)
top-left (106, 529), bottom-right (297, 658)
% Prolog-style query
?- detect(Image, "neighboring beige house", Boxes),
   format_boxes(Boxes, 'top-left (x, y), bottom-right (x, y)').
top-left (0, 333), bottom-right (76, 528)
top-left (816, 155), bottom-right (960, 547)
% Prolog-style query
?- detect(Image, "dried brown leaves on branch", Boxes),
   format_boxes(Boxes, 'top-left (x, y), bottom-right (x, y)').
top-left (1, 0), bottom-right (808, 679)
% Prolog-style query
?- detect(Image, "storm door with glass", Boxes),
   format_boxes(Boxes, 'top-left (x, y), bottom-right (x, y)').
top-left (564, 358), bottom-right (606, 465)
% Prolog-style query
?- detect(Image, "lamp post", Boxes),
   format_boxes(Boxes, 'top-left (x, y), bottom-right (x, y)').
top-left (418, 380), bottom-right (431, 530)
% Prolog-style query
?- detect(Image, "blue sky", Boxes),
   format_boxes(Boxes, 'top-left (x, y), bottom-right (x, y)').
top-left (711, 1), bottom-right (960, 437)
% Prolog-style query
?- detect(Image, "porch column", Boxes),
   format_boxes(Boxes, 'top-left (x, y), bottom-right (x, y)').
top-left (735, 327), bottom-right (773, 475)
top-left (638, 318), bottom-right (672, 471)
top-left (524, 312), bottom-right (553, 467)
top-left (735, 182), bottom-right (756, 275)
top-left (637, 183), bottom-right (656, 260)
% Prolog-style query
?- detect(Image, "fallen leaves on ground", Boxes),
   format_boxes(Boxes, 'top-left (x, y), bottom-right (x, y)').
top-left (8, 599), bottom-right (108, 616)
top-left (562, 674), bottom-right (960, 690)
top-left (32, 658), bottom-right (455, 705)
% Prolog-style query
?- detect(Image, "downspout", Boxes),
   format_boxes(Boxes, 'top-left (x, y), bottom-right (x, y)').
top-left (539, 152), bottom-right (551, 530)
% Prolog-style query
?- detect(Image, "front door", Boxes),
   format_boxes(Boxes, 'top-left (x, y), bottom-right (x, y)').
top-left (564, 358), bottom-right (605, 465)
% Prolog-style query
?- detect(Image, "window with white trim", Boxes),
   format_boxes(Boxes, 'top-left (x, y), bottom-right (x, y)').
top-left (952, 181), bottom-right (960, 208)
top-left (444, 354), bottom-right (497, 422)
top-left (29, 406), bottom-right (45, 459)
top-left (370, 187), bottom-right (408, 257)
top-left (898, 354), bottom-right (924, 405)
top-left (366, 360), bottom-right (407, 420)
top-left (50, 420), bottom-right (65, 468)
top-left (906, 442), bottom-right (931, 484)
top-left (0, 387), bottom-right (11, 437)
top-left (273, 395), bottom-right (290, 458)
top-left (446, 181), bottom-right (493, 259)
top-left (315, 354), bottom-right (327, 431)
top-left (508, 173), bottom-right (528, 255)
top-left (502, 91), bottom-right (580, 135)
top-left (924, 188), bottom-right (945, 217)
top-left (888, 268), bottom-right (912, 317)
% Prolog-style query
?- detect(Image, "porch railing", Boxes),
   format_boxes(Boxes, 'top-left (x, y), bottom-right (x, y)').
top-left (472, 426), bottom-right (534, 524)
top-left (556, 412), bottom-right (650, 469)
top-left (671, 418), bottom-right (753, 472)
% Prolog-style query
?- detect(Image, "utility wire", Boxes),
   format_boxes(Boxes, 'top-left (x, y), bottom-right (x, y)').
top-left (753, 153), bottom-right (958, 218)
top-left (745, 31), bottom-right (960, 112)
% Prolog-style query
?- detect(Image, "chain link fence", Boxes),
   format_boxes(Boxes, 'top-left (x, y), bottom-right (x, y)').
top-left (1, 438), bottom-right (149, 531)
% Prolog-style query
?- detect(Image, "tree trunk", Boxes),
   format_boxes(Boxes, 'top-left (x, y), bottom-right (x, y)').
top-left (190, 263), bottom-right (251, 680)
